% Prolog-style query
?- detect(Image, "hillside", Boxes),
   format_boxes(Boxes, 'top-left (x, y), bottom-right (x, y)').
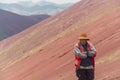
top-left (0, 0), bottom-right (120, 80)
top-left (0, 9), bottom-right (50, 40)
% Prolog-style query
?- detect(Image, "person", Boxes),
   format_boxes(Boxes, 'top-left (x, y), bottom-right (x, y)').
top-left (74, 33), bottom-right (97, 80)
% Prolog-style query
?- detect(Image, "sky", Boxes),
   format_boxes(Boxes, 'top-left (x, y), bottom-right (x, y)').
top-left (0, 0), bottom-right (80, 4)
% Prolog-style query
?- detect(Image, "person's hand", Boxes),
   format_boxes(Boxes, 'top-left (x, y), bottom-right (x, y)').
top-left (88, 51), bottom-right (94, 57)
top-left (81, 52), bottom-right (87, 59)
top-left (82, 51), bottom-right (87, 54)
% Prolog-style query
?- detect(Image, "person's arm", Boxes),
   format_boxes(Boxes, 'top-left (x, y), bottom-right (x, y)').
top-left (74, 44), bottom-right (87, 59)
top-left (88, 45), bottom-right (97, 57)
top-left (74, 44), bottom-right (87, 69)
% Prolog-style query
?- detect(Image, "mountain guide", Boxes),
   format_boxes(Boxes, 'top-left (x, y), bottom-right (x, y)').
top-left (74, 33), bottom-right (97, 80)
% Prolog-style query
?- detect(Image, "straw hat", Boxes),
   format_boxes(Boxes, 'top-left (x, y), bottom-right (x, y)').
top-left (78, 33), bottom-right (90, 40)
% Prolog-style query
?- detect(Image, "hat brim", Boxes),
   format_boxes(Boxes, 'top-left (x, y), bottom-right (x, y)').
top-left (78, 37), bottom-right (90, 40)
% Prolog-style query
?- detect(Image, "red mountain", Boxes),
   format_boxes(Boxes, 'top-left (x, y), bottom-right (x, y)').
top-left (0, 0), bottom-right (120, 80)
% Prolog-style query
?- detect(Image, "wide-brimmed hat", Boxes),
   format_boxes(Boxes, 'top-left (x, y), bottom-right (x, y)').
top-left (78, 33), bottom-right (90, 40)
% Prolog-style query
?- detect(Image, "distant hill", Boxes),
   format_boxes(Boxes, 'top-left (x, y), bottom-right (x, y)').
top-left (0, 1), bottom-right (73, 15)
top-left (29, 14), bottom-right (50, 21)
top-left (0, 9), bottom-right (50, 40)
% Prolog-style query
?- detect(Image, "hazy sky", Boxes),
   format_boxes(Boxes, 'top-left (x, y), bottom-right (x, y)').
top-left (0, 0), bottom-right (80, 4)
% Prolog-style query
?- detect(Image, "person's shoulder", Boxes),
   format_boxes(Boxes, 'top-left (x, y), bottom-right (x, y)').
top-left (87, 41), bottom-right (94, 46)
top-left (74, 42), bottom-right (79, 47)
